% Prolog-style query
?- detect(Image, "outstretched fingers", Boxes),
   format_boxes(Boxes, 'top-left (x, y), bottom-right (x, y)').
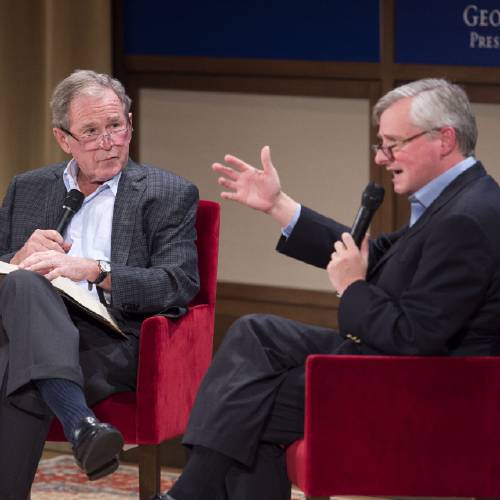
top-left (218, 176), bottom-right (237, 190)
top-left (216, 171), bottom-right (242, 202)
top-left (220, 190), bottom-right (239, 201)
top-left (260, 145), bottom-right (274, 173)
top-left (223, 154), bottom-right (255, 172)
top-left (212, 162), bottom-right (240, 180)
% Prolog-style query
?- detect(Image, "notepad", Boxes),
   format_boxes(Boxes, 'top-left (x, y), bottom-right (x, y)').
top-left (0, 261), bottom-right (123, 335)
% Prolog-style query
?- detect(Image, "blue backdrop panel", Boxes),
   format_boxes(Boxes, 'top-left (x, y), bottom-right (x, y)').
top-left (123, 0), bottom-right (380, 62)
top-left (395, 0), bottom-right (500, 67)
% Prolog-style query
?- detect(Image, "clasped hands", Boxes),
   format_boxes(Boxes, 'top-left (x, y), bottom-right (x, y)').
top-left (10, 229), bottom-right (98, 282)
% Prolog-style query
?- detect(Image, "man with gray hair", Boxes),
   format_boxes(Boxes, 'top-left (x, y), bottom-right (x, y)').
top-left (157, 79), bottom-right (500, 500)
top-left (0, 69), bottom-right (199, 499)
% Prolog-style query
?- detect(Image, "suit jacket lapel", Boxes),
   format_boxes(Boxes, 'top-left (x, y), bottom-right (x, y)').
top-left (368, 162), bottom-right (486, 278)
top-left (367, 227), bottom-right (408, 279)
top-left (111, 160), bottom-right (146, 264)
top-left (411, 162), bottom-right (485, 229)
top-left (44, 164), bottom-right (68, 230)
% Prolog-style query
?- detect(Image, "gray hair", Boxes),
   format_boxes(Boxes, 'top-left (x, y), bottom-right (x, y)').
top-left (50, 69), bottom-right (132, 129)
top-left (373, 78), bottom-right (477, 156)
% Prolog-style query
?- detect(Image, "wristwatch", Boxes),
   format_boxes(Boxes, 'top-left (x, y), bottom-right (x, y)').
top-left (88, 260), bottom-right (111, 289)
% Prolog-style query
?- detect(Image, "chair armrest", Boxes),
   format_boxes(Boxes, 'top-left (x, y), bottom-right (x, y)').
top-left (135, 304), bottom-right (214, 443)
top-left (298, 354), bottom-right (500, 497)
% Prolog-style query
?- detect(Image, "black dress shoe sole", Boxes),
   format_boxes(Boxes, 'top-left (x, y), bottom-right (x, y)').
top-left (87, 456), bottom-right (120, 481)
top-left (77, 426), bottom-right (124, 480)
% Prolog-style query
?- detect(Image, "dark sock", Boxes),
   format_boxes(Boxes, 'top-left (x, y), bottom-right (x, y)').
top-left (34, 378), bottom-right (95, 442)
top-left (168, 445), bottom-right (234, 500)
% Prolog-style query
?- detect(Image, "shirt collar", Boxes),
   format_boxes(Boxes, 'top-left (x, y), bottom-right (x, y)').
top-left (408, 156), bottom-right (476, 210)
top-left (63, 158), bottom-right (122, 198)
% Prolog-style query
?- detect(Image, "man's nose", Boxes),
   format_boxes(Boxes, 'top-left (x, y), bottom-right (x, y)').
top-left (374, 148), bottom-right (388, 166)
top-left (98, 133), bottom-right (114, 150)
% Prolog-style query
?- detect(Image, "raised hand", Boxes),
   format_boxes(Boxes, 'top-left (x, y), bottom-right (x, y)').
top-left (213, 145), bottom-right (283, 212)
top-left (213, 145), bottom-right (298, 227)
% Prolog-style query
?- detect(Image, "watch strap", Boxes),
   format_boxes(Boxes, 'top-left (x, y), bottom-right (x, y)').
top-left (88, 260), bottom-right (110, 289)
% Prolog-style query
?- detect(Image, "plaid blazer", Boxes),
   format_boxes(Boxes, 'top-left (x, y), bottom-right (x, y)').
top-left (0, 159), bottom-right (200, 332)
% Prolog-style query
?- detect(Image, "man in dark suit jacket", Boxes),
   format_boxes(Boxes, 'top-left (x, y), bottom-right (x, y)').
top-left (158, 79), bottom-right (500, 500)
top-left (0, 70), bottom-right (199, 499)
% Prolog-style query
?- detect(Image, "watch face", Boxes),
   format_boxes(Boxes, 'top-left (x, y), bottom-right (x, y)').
top-left (99, 261), bottom-right (111, 273)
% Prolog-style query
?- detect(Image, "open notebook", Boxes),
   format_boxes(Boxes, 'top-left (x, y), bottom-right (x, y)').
top-left (0, 261), bottom-right (123, 335)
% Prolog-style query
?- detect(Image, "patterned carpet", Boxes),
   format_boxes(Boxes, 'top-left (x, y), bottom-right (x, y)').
top-left (32, 455), bottom-right (174, 498)
top-left (32, 456), bottom-right (470, 500)
top-left (32, 455), bottom-right (307, 499)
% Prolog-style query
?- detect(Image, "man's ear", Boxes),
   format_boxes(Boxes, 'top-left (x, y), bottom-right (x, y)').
top-left (53, 128), bottom-right (72, 154)
top-left (439, 127), bottom-right (457, 157)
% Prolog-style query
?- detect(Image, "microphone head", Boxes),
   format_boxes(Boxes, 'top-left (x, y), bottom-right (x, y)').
top-left (63, 189), bottom-right (84, 213)
top-left (361, 182), bottom-right (385, 210)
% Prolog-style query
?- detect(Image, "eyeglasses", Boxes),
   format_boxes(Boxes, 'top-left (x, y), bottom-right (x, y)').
top-left (371, 130), bottom-right (436, 162)
top-left (60, 119), bottom-right (132, 151)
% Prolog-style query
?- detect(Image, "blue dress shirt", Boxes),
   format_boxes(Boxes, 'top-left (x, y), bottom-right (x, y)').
top-left (62, 159), bottom-right (122, 297)
top-left (408, 156), bottom-right (476, 226)
top-left (283, 156), bottom-right (477, 236)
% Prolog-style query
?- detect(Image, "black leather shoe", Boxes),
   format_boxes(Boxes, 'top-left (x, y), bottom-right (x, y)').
top-left (151, 493), bottom-right (176, 500)
top-left (71, 416), bottom-right (124, 481)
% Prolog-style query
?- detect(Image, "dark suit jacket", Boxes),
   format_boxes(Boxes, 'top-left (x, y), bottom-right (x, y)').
top-left (0, 159), bottom-right (200, 335)
top-left (277, 162), bottom-right (500, 356)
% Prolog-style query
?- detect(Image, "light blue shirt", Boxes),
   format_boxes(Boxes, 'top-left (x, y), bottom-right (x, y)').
top-left (282, 204), bottom-right (302, 238)
top-left (62, 159), bottom-right (121, 297)
top-left (283, 156), bottom-right (476, 236)
top-left (408, 156), bottom-right (476, 226)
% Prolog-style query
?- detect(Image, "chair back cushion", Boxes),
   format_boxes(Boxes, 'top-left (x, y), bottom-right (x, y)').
top-left (192, 200), bottom-right (220, 306)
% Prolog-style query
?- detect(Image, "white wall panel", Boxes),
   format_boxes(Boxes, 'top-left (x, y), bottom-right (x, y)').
top-left (474, 103), bottom-right (500, 182)
top-left (139, 89), bottom-right (370, 290)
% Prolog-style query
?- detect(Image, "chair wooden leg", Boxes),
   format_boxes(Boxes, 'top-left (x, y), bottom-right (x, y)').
top-left (138, 444), bottom-right (161, 500)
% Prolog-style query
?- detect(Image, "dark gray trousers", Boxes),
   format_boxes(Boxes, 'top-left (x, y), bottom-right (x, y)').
top-left (183, 313), bottom-right (352, 499)
top-left (0, 270), bottom-right (138, 499)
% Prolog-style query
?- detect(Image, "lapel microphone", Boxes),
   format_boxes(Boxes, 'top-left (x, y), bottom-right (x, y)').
top-left (55, 189), bottom-right (85, 235)
top-left (350, 182), bottom-right (385, 247)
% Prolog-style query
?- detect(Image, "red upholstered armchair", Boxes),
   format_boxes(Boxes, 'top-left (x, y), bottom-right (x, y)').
top-left (287, 355), bottom-right (500, 500)
top-left (47, 200), bottom-right (220, 500)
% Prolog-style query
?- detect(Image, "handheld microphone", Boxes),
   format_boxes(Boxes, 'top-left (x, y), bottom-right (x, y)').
top-left (55, 189), bottom-right (85, 235)
top-left (350, 182), bottom-right (385, 246)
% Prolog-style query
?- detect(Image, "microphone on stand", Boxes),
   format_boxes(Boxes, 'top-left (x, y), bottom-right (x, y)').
top-left (350, 182), bottom-right (385, 246)
top-left (55, 189), bottom-right (85, 235)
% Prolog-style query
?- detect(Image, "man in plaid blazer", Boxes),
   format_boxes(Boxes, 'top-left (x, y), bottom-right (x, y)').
top-left (0, 70), bottom-right (199, 499)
